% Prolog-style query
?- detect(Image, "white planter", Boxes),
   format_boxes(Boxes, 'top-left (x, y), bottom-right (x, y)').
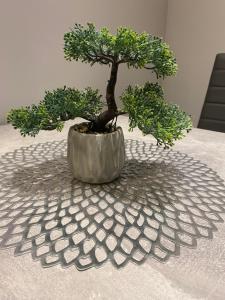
top-left (67, 125), bottom-right (125, 184)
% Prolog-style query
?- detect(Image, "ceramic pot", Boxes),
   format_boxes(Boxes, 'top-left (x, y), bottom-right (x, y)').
top-left (67, 125), bottom-right (125, 184)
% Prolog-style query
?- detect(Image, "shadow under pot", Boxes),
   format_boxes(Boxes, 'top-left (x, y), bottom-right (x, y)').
top-left (67, 124), bottom-right (125, 184)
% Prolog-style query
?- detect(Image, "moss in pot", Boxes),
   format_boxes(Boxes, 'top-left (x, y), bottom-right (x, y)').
top-left (7, 23), bottom-right (192, 183)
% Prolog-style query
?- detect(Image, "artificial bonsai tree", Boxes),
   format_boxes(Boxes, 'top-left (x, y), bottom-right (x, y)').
top-left (7, 23), bottom-right (192, 148)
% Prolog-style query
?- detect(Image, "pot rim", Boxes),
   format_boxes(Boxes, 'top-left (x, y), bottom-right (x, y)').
top-left (70, 124), bottom-right (123, 137)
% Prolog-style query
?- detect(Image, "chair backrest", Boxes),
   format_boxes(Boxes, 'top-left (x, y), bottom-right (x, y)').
top-left (198, 53), bottom-right (225, 132)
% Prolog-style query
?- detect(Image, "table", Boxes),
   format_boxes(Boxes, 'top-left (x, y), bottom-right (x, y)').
top-left (0, 116), bottom-right (225, 300)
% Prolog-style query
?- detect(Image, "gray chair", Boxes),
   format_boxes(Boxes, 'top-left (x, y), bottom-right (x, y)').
top-left (198, 53), bottom-right (225, 132)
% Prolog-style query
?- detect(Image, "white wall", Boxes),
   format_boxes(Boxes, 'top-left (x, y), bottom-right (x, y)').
top-left (164, 0), bottom-right (225, 126)
top-left (0, 0), bottom-right (167, 124)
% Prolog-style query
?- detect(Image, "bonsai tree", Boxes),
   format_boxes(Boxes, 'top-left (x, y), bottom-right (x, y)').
top-left (7, 23), bottom-right (192, 147)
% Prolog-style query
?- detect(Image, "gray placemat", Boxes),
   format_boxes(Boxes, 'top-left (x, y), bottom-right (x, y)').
top-left (0, 139), bottom-right (225, 270)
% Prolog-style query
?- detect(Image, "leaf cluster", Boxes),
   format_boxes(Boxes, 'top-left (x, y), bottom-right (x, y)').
top-left (7, 23), bottom-right (191, 147)
top-left (121, 82), bottom-right (192, 147)
top-left (7, 87), bottom-right (102, 136)
top-left (64, 23), bottom-right (177, 78)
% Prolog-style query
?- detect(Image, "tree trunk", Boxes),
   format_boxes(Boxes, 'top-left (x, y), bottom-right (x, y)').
top-left (94, 63), bottom-right (119, 131)
top-left (106, 62), bottom-right (118, 111)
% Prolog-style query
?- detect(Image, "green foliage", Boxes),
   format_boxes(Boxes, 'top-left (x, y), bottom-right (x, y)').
top-left (121, 82), bottom-right (192, 147)
top-left (7, 23), bottom-right (191, 147)
top-left (43, 86), bottom-right (102, 121)
top-left (64, 23), bottom-right (177, 78)
top-left (7, 87), bottom-right (102, 137)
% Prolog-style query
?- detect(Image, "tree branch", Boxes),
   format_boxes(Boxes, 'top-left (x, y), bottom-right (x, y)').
top-left (118, 59), bottom-right (126, 64)
top-left (90, 57), bottom-right (109, 66)
top-left (99, 45), bottom-right (115, 62)
top-left (117, 54), bottom-right (139, 64)
top-left (93, 49), bottom-right (114, 64)
top-left (84, 49), bottom-right (113, 65)
top-left (144, 66), bottom-right (156, 70)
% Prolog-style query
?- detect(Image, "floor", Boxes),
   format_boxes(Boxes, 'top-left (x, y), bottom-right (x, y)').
top-left (0, 116), bottom-right (225, 300)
